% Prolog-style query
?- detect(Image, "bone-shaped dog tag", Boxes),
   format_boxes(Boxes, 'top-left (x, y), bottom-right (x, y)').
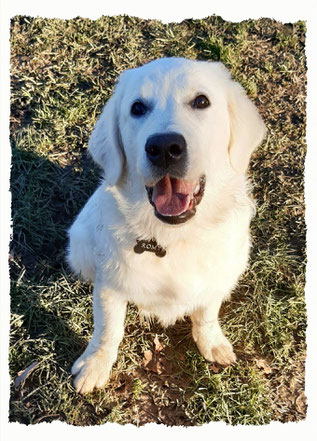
top-left (134, 239), bottom-right (166, 258)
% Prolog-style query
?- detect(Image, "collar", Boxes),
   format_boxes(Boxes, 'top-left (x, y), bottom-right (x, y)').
top-left (134, 238), bottom-right (166, 258)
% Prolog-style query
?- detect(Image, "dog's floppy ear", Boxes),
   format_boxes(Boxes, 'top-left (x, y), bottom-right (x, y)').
top-left (227, 79), bottom-right (267, 174)
top-left (88, 89), bottom-right (125, 186)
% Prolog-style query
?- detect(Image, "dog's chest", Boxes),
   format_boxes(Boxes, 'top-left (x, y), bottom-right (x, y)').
top-left (116, 230), bottom-right (248, 314)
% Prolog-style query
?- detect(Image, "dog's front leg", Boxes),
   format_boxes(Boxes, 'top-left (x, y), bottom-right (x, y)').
top-left (191, 296), bottom-right (236, 366)
top-left (72, 280), bottom-right (127, 394)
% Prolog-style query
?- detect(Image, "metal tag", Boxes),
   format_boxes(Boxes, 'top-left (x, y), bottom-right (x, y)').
top-left (134, 239), bottom-right (166, 258)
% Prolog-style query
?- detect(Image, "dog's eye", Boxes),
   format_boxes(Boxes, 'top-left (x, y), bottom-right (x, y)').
top-left (131, 101), bottom-right (147, 116)
top-left (192, 95), bottom-right (210, 109)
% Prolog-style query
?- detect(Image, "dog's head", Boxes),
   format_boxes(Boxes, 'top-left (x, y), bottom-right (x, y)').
top-left (89, 58), bottom-right (266, 226)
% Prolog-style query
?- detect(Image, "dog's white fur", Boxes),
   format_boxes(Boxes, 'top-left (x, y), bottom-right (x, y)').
top-left (67, 57), bottom-right (266, 394)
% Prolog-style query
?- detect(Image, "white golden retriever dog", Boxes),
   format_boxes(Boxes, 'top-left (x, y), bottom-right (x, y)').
top-left (67, 57), bottom-right (266, 394)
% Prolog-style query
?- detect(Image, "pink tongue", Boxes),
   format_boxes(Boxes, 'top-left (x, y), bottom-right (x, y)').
top-left (152, 175), bottom-right (196, 216)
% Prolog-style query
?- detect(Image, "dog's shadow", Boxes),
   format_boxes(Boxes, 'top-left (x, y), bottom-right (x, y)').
top-left (10, 146), bottom-right (101, 380)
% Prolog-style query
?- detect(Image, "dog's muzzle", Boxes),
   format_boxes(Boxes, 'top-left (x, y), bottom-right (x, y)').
top-left (144, 132), bottom-right (205, 225)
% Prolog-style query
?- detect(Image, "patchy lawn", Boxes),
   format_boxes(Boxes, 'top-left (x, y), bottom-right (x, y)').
top-left (9, 15), bottom-right (306, 425)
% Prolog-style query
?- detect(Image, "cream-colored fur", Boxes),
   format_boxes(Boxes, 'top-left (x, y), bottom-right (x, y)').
top-left (67, 57), bottom-right (266, 394)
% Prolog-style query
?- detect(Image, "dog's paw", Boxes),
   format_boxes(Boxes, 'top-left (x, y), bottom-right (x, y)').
top-left (209, 341), bottom-right (236, 365)
top-left (71, 350), bottom-right (113, 394)
top-left (192, 325), bottom-right (236, 366)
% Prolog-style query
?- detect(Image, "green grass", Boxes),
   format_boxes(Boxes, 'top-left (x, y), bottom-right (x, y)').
top-left (10, 15), bottom-right (307, 425)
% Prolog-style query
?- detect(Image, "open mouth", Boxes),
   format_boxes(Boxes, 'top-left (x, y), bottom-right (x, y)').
top-left (146, 175), bottom-right (206, 225)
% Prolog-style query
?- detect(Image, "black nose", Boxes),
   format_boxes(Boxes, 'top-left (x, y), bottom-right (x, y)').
top-left (145, 132), bottom-right (187, 175)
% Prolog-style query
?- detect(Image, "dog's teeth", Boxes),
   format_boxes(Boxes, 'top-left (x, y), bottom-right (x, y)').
top-left (194, 184), bottom-right (200, 195)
